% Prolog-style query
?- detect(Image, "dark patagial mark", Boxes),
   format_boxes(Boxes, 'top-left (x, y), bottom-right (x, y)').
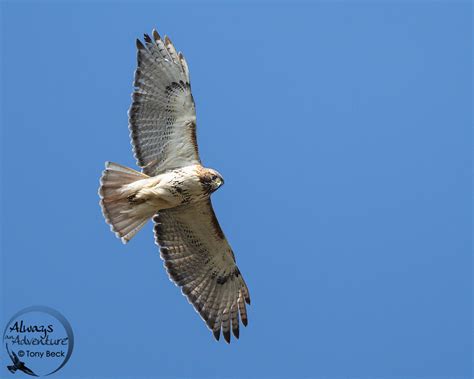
top-left (186, 120), bottom-right (199, 154)
top-left (208, 205), bottom-right (225, 240)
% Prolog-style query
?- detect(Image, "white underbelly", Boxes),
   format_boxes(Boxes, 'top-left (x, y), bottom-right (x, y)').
top-left (133, 168), bottom-right (204, 211)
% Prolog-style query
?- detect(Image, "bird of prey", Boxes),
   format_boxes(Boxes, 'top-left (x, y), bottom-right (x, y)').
top-left (6, 344), bottom-right (38, 376)
top-left (99, 28), bottom-right (250, 343)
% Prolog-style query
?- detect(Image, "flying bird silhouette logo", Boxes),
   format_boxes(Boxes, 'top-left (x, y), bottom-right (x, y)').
top-left (6, 344), bottom-right (38, 376)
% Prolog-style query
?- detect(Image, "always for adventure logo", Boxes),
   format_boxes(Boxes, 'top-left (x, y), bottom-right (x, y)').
top-left (3, 306), bottom-right (74, 376)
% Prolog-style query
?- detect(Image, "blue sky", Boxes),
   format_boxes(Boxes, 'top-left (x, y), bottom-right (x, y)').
top-left (1, 1), bottom-right (471, 378)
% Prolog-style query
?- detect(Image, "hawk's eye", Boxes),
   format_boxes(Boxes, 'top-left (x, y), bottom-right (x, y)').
top-left (211, 175), bottom-right (218, 181)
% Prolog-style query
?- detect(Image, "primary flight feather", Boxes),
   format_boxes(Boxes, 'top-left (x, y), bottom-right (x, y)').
top-left (98, 28), bottom-right (250, 343)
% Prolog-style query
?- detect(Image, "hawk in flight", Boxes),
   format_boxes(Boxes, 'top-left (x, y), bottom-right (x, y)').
top-left (99, 29), bottom-right (250, 343)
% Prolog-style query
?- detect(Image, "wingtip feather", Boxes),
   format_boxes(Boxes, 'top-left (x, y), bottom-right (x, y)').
top-left (232, 326), bottom-right (239, 339)
top-left (223, 330), bottom-right (231, 344)
top-left (136, 39), bottom-right (145, 50)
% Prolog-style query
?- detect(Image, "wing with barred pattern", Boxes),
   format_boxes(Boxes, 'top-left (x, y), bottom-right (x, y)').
top-left (153, 199), bottom-right (250, 343)
top-left (129, 29), bottom-right (199, 176)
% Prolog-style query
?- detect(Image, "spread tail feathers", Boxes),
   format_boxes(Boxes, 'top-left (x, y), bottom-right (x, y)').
top-left (99, 162), bottom-right (151, 243)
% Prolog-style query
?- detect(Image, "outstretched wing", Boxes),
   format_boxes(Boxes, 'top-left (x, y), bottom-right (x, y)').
top-left (20, 364), bottom-right (38, 377)
top-left (6, 344), bottom-right (19, 364)
top-left (153, 200), bottom-right (251, 343)
top-left (129, 29), bottom-right (199, 176)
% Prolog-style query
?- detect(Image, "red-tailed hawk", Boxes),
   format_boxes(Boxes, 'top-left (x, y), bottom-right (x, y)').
top-left (98, 29), bottom-right (250, 343)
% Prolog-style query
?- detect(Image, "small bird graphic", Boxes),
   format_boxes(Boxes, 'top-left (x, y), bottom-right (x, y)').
top-left (5, 344), bottom-right (38, 376)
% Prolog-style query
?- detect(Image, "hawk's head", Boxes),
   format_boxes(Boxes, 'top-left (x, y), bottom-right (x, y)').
top-left (199, 168), bottom-right (224, 194)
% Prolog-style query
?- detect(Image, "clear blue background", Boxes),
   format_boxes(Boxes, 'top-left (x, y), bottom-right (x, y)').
top-left (1, 1), bottom-right (471, 378)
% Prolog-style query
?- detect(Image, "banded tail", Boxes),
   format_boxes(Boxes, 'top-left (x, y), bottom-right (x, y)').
top-left (99, 162), bottom-right (151, 243)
